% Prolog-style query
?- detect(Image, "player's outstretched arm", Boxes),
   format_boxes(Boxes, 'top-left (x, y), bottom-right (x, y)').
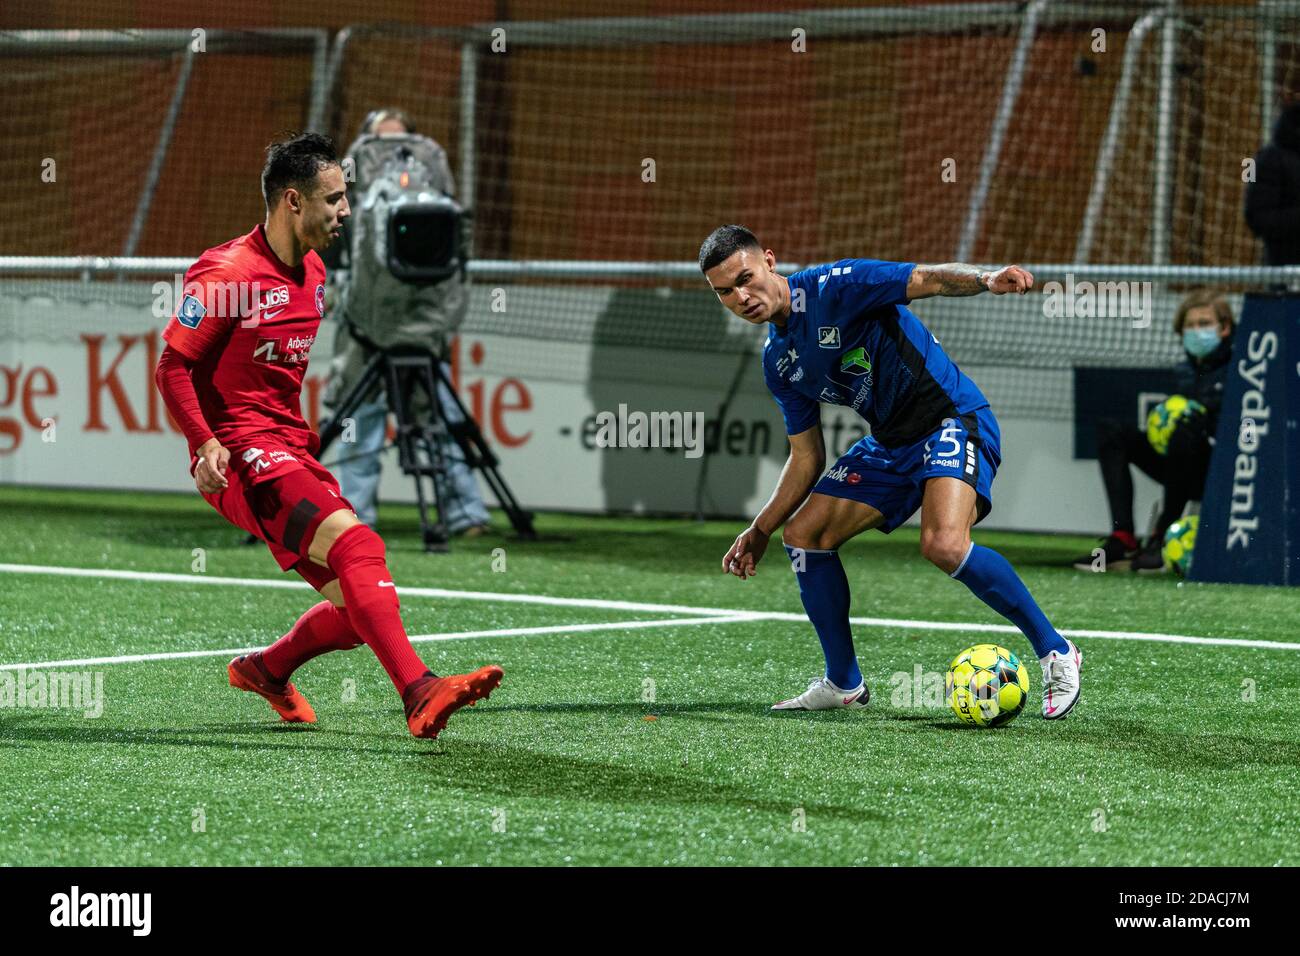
top-left (906, 263), bottom-right (1034, 300)
top-left (723, 426), bottom-right (825, 580)
top-left (154, 344), bottom-right (228, 493)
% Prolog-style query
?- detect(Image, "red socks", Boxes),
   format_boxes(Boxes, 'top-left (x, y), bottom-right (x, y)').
top-left (262, 600), bottom-right (364, 683)
top-left (326, 524), bottom-right (429, 693)
top-left (261, 526), bottom-right (430, 694)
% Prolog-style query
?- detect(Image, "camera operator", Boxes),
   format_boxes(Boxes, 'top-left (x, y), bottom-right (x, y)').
top-left (322, 107), bottom-right (491, 537)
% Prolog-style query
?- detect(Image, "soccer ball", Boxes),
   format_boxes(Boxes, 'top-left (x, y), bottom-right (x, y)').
top-left (945, 644), bottom-right (1030, 728)
top-left (1146, 395), bottom-right (1207, 455)
top-left (1162, 514), bottom-right (1198, 577)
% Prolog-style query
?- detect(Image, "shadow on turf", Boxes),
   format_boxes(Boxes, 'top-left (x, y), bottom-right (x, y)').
top-left (476, 701), bottom-right (1012, 727)
top-left (416, 737), bottom-right (894, 825)
top-left (8, 704), bottom-right (1287, 782)
top-left (0, 714), bottom-right (419, 758)
top-left (477, 701), bottom-right (769, 718)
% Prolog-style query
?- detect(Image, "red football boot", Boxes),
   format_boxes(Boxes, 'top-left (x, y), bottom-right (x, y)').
top-left (403, 665), bottom-right (503, 739)
top-left (227, 652), bottom-right (317, 724)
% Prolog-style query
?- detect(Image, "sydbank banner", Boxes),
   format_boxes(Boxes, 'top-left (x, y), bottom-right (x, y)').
top-left (1191, 296), bottom-right (1300, 586)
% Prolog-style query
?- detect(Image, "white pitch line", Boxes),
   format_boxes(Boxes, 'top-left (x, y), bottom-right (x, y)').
top-left (0, 615), bottom-right (761, 672)
top-left (0, 563), bottom-right (740, 618)
top-left (2, 562), bottom-right (1298, 654)
top-left (1054, 627), bottom-right (1300, 651)
top-left (2, 645), bottom-right (265, 672)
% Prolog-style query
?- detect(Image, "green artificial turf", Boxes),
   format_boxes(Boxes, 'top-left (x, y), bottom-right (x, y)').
top-left (1, 485), bottom-right (1298, 866)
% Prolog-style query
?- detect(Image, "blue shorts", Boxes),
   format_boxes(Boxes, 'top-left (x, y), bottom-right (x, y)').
top-left (812, 408), bottom-right (1001, 533)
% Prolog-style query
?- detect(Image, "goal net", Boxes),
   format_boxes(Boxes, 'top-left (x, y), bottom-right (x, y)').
top-left (4, 5), bottom-right (1300, 525)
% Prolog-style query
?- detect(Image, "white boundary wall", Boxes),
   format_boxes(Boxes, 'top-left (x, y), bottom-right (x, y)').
top-left (0, 280), bottom-right (1162, 534)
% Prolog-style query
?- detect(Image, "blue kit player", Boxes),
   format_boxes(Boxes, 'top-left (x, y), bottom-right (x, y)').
top-left (701, 224), bottom-right (1082, 719)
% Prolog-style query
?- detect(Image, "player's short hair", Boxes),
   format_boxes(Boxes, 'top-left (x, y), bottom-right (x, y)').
top-left (698, 224), bottom-right (762, 273)
top-left (261, 132), bottom-right (341, 209)
top-left (1173, 288), bottom-right (1235, 335)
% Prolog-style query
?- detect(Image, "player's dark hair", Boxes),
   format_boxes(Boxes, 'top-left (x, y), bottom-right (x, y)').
top-left (261, 132), bottom-right (340, 209)
top-left (698, 224), bottom-right (762, 273)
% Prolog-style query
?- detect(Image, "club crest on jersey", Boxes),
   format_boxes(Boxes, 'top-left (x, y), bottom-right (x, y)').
top-left (840, 347), bottom-right (872, 376)
top-left (176, 294), bottom-right (207, 329)
top-left (315, 283), bottom-right (325, 317)
top-left (818, 327), bottom-right (840, 349)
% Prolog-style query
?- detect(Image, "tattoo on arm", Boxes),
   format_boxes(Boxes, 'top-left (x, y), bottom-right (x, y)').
top-left (918, 263), bottom-right (987, 297)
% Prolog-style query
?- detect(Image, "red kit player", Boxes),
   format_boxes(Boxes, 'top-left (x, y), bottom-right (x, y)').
top-left (154, 133), bottom-right (502, 738)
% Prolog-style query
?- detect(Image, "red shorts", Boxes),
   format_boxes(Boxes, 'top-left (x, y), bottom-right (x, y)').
top-left (201, 442), bottom-right (354, 588)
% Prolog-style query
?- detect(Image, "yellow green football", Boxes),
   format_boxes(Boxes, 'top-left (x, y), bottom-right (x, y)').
top-left (1162, 514), bottom-right (1198, 577)
top-left (945, 643), bottom-right (1030, 728)
top-left (1146, 394), bottom-right (1207, 456)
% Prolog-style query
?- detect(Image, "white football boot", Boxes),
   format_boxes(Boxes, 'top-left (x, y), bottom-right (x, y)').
top-left (771, 676), bottom-right (870, 711)
top-left (1040, 639), bottom-right (1083, 719)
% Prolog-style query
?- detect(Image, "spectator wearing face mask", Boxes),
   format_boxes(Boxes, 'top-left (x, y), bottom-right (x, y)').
top-left (1072, 290), bottom-right (1235, 573)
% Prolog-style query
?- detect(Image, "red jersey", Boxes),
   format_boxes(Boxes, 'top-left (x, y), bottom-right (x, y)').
top-left (162, 224), bottom-right (327, 460)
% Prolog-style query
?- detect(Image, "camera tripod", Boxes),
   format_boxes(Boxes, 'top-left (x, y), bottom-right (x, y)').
top-left (317, 346), bottom-right (536, 552)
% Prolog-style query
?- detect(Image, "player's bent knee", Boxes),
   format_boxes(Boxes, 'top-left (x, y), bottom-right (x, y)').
top-left (780, 528), bottom-right (808, 551)
top-left (781, 520), bottom-right (823, 552)
top-left (308, 509), bottom-right (364, 567)
top-left (324, 523), bottom-right (386, 568)
top-left (920, 529), bottom-right (970, 573)
top-left (324, 523), bottom-right (400, 610)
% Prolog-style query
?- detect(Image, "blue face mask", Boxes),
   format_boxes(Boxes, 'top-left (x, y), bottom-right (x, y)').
top-left (1183, 327), bottom-right (1220, 358)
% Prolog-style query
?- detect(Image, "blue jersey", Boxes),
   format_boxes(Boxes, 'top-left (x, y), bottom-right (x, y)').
top-left (762, 258), bottom-right (991, 447)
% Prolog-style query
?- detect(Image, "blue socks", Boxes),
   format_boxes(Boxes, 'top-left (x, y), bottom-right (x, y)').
top-left (950, 543), bottom-right (1069, 658)
top-left (785, 546), bottom-right (862, 690)
top-left (783, 541), bottom-right (1064, 682)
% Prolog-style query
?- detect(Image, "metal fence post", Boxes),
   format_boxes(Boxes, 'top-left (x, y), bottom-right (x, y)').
top-left (121, 42), bottom-right (195, 264)
top-left (1152, 2), bottom-right (1178, 265)
top-left (1074, 8), bottom-right (1166, 263)
top-left (460, 41), bottom-right (478, 258)
top-left (955, 0), bottom-right (1052, 261)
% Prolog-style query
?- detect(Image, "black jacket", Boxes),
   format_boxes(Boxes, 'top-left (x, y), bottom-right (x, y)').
top-left (1172, 337), bottom-right (1232, 435)
top-left (1245, 106), bottom-right (1300, 265)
